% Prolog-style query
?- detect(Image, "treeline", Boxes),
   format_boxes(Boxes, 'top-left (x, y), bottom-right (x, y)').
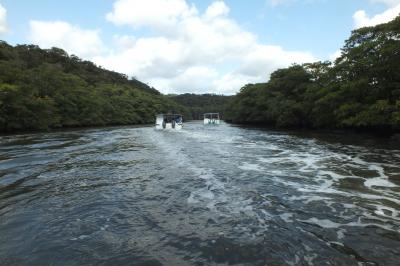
top-left (226, 16), bottom-right (400, 133)
top-left (169, 93), bottom-right (232, 120)
top-left (0, 42), bottom-right (190, 132)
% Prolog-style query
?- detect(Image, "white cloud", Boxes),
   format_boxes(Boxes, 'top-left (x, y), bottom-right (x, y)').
top-left (0, 3), bottom-right (8, 35)
top-left (97, 0), bottom-right (316, 94)
top-left (149, 66), bottom-right (219, 94)
top-left (113, 34), bottom-right (137, 50)
top-left (239, 45), bottom-right (314, 77)
top-left (26, 1), bottom-right (315, 94)
top-left (329, 50), bottom-right (342, 62)
top-left (204, 1), bottom-right (230, 19)
top-left (267, 0), bottom-right (324, 7)
top-left (353, 3), bottom-right (400, 28)
top-left (106, 0), bottom-right (197, 30)
top-left (370, 0), bottom-right (400, 7)
top-left (28, 20), bottom-right (105, 59)
top-left (268, 0), bottom-right (296, 7)
top-left (94, 36), bottom-right (185, 80)
top-left (213, 72), bottom-right (261, 94)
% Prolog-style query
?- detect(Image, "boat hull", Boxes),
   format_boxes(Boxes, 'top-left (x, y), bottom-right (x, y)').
top-left (155, 123), bottom-right (183, 130)
top-left (155, 114), bottom-right (183, 130)
top-left (204, 118), bottom-right (220, 125)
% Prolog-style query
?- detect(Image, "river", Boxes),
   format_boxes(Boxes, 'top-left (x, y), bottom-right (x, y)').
top-left (0, 122), bottom-right (399, 265)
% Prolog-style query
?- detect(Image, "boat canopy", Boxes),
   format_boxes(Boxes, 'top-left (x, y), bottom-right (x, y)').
top-left (204, 113), bottom-right (220, 119)
top-left (157, 114), bottom-right (183, 122)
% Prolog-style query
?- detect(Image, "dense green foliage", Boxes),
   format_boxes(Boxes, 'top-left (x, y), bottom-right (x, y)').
top-left (2, 16), bottom-right (399, 133)
top-left (168, 93), bottom-right (232, 120)
top-left (226, 16), bottom-right (400, 133)
top-left (0, 42), bottom-right (190, 132)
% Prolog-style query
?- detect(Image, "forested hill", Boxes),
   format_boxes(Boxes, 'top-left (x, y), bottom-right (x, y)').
top-left (225, 16), bottom-right (400, 134)
top-left (168, 93), bottom-right (232, 120)
top-left (0, 42), bottom-right (190, 132)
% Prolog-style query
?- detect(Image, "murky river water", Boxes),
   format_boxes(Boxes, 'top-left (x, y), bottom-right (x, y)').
top-left (0, 122), bottom-right (400, 265)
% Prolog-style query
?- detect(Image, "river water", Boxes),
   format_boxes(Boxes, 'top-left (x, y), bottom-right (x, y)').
top-left (0, 122), bottom-right (399, 265)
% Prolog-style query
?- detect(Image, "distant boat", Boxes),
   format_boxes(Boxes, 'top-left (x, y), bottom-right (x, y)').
top-left (155, 114), bottom-right (183, 130)
top-left (204, 113), bottom-right (220, 125)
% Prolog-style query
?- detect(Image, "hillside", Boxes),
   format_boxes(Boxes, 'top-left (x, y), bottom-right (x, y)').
top-left (225, 16), bottom-right (400, 134)
top-left (168, 93), bottom-right (232, 120)
top-left (0, 42), bottom-right (190, 132)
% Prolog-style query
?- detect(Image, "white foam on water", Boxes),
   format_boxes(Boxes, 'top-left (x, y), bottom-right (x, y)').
top-left (100, 225), bottom-right (109, 231)
top-left (258, 157), bottom-right (286, 164)
top-left (337, 229), bottom-right (346, 240)
top-left (371, 204), bottom-right (400, 221)
top-left (318, 170), bottom-right (350, 183)
top-left (148, 130), bottom-right (223, 203)
top-left (357, 193), bottom-right (400, 206)
top-left (243, 134), bottom-right (399, 249)
top-left (70, 234), bottom-right (90, 241)
top-left (187, 193), bottom-right (199, 204)
top-left (181, 128), bottom-right (244, 145)
top-left (229, 198), bottom-right (254, 214)
top-left (374, 209), bottom-right (386, 217)
top-left (352, 156), bottom-right (367, 165)
top-left (362, 164), bottom-right (397, 188)
top-left (147, 125), bottom-right (400, 241)
top-left (279, 213), bottom-right (293, 223)
top-left (187, 173), bottom-right (227, 210)
top-left (238, 162), bottom-right (264, 172)
top-left (278, 152), bottom-right (399, 231)
top-left (301, 217), bottom-right (343, 229)
top-left (302, 215), bottom-right (398, 233)
top-left (197, 188), bottom-right (214, 199)
top-left (364, 177), bottom-right (397, 188)
top-left (279, 151), bottom-right (325, 173)
top-left (298, 156), bottom-right (320, 172)
top-left (342, 203), bottom-right (356, 209)
top-left (147, 128), bottom-right (258, 219)
top-left (304, 195), bottom-right (331, 204)
top-left (304, 254), bottom-right (317, 266)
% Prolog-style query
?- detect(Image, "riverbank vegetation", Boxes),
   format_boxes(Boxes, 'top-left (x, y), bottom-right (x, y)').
top-left (0, 42), bottom-right (189, 132)
top-left (168, 93), bottom-right (232, 120)
top-left (1, 16), bottom-right (399, 134)
top-left (225, 16), bottom-right (400, 134)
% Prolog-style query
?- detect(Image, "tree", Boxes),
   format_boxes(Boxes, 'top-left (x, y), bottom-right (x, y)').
top-left (0, 42), bottom-right (189, 132)
top-left (225, 16), bottom-right (400, 133)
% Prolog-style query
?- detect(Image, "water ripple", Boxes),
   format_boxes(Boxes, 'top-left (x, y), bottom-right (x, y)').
top-left (0, 123), bottom-right (399, 265)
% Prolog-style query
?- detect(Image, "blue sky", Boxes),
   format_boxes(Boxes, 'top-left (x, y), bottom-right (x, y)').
top-left (0, 0), bottom-right (399, 94)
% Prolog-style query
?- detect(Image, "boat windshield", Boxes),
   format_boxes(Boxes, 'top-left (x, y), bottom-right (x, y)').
top-left (163, 114), bottom-right (182, 123)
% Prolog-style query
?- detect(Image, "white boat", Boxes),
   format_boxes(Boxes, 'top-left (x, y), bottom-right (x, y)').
top-left (155, 114), bottom-right (183, 130)
top-left (204, 113), bottom-right (220, 125)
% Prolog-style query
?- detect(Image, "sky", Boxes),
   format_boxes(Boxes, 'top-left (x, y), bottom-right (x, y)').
top-left (0, 0), bottom-right (399, 95)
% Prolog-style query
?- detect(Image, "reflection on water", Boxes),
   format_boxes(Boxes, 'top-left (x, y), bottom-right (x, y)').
top-left (0, 122), bottom-right (399, 265)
